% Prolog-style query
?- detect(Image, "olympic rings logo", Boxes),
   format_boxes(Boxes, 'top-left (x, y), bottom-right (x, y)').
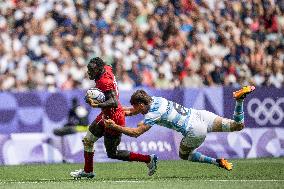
top-left (247, 98), bottom-right (284, 126)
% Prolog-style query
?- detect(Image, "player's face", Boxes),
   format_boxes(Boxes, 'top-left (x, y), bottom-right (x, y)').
top-left (133, 103), bottom-right (148, 115)
top-left (87, 64), bottom-right (100, 80)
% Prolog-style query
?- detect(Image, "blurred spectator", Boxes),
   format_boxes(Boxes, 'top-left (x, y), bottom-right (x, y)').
top-left (183, 68), bottom-right (203, 88)
top-left (155, 72), bottom-right (173, 89)
top-left (53, 97), bottom-right (89, 163)
top-left (268, 59), bottom-right (284, 88)
top-left (0, 0), bottom-right (283, 92)
top-left (53, 98), bottom-right (89, 136)
top-left (117, 71), bottom-right (135, 90)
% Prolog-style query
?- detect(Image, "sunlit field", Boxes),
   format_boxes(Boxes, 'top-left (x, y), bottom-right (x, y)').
top-left (0, 158), bottom-right (283, 189)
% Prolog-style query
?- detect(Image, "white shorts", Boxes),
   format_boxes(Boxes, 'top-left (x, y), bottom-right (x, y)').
top-left (181, 109), bottom-right (218, 151)
top-left (186, 109), bottom-right (218, 137)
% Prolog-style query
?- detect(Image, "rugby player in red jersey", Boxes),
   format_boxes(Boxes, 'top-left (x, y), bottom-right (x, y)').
top-left (70, 57), bottom-right (157, 179)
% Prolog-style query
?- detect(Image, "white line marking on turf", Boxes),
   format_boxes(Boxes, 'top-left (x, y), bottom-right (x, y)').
top-left (205, 180), bottom-right (284, 182)
top-left (0, 179), bottom-right (147, 184)
top-left (107, 179), bottom-right (284, 183)
top-left (0, 179), bottom-right (284, 184)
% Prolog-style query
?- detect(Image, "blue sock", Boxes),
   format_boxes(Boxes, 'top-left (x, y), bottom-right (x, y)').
top-left (191, 152), bottom-right (218, 165)
top-left (233, 99), bottom-right (244, 124)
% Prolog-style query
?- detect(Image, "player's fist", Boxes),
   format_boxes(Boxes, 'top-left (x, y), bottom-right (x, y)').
top-left (85, 95), bottom-right (99, 108)
top-left (104, 119), bottom-right (115, 128)
top-left (84, 94), bottom-right (91, 103)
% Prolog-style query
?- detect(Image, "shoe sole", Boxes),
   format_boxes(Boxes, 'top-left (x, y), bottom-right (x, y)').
top-left (70, 173), bottom-right (95, 179)
top-left (233, 86), bottom-right (255, 100)
top-left (219, 160), bottom-right (233, 171)
top-left (72, 176), bottom-right (95, 179)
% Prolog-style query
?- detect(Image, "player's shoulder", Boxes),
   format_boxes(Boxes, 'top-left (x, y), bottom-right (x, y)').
top-left (100, 65), bottom-right (114, 81)
top-left (152, 96), bottom-right (168, 105)
top-left (104, 65), bottom-right (113, 74)
top-left (148, 96), bottom-right (168, 113)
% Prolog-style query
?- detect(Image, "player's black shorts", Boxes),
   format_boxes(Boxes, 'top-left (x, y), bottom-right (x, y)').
top-left (89, 118), bottom-right (122, 154)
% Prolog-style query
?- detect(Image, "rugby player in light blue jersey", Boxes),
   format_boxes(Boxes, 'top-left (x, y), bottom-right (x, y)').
top-left (104, 86), bottom-right (255, 172)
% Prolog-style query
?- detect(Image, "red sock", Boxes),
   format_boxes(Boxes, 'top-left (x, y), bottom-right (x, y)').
top-left (84, 151), bottom-right (94, 173)
top-left (129, 152), bottom-right (151, 163)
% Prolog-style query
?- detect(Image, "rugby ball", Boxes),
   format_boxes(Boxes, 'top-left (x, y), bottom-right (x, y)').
top-left (86, 88), bottom-right (105, 103)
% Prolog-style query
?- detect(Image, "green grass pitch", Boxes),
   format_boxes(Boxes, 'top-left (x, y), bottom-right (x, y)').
top-left (0, 158), bottom-right (283, 189)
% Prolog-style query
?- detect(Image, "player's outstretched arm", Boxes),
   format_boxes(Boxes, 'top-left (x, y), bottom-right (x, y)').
top-left (104, 119), bottom-right (150, 138)
top-left (123, 107), bottom-right (140, 117)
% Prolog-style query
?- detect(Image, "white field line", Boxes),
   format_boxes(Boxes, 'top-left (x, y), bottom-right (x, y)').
top-left (0, 179), bottom-right (284, 184)
top-left (0, 179), bottom-right (144, 184)
top-left (206, 180), bottom-right (284, 182)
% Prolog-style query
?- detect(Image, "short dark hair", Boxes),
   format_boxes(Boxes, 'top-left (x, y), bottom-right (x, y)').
top-left (88, 57), bottom-right (105, 68)
top-left (130, 90), bottom-right (152, 106)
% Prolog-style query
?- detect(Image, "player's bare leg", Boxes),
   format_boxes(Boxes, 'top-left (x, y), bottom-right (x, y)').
top-left (70, 122), bottom-right (103, 179)
top-left (104, 134), bottom-right (158, 176)
top-left (205, 86), bottom-right (256, 170)
top-left (178, 135), bottom-right (232, 170)
top-left (211, 86), bottom-right (256, 132)
top-left (70, 130), bottom-right (98, 179)
top-left (231, 86), bottom-right (255, 130)
top-left (210, 117), bottom-right (244, 132)
top-left (178, 134), bottom-right (233, 171)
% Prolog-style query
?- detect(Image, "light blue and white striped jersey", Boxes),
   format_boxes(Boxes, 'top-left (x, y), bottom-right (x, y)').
top-left (143, 96), bottom-right (192, 136)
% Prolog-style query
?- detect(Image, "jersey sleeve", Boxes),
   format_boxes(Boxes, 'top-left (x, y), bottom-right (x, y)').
top-left (143, 111), bottom-right (161, 127)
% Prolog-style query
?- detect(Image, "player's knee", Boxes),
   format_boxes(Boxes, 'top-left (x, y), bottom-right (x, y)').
top-left (82, 137), bottom-right (94, 152)
top-left (179, 145), bottom-right (192, 160)
top-left (179, 151), bottom-right (197, 161)
top-left (179, 151), bottom-right (189, 160)
top-left (232, 122), bottom-right (244, 131)
top-left (240, 123), bottom-right (244, 130)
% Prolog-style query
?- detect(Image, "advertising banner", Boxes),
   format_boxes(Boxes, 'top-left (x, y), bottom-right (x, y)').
top-left (0, 87), bottom-right (284, 165)
top-left (223, 87), bottom-right (284, 128)
top-left (197, 128), bottom-right (284, 159)
top-left (1, 127), bottom-right (283, 165)
top-left (0, 127), bottom-right (178, 165)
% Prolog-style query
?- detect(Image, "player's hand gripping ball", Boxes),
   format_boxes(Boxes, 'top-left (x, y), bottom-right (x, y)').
top-left (85, 88), bottom-right (105, 104)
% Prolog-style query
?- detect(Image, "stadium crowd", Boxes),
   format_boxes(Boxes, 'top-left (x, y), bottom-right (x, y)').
top-left (0, 0), bottom-right (284, 91)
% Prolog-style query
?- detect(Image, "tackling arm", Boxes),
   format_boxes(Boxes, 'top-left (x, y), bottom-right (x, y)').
top-left (123, 106), bottom-right (140, 116)
top-left (104, 119), bottom-right (151, 138)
